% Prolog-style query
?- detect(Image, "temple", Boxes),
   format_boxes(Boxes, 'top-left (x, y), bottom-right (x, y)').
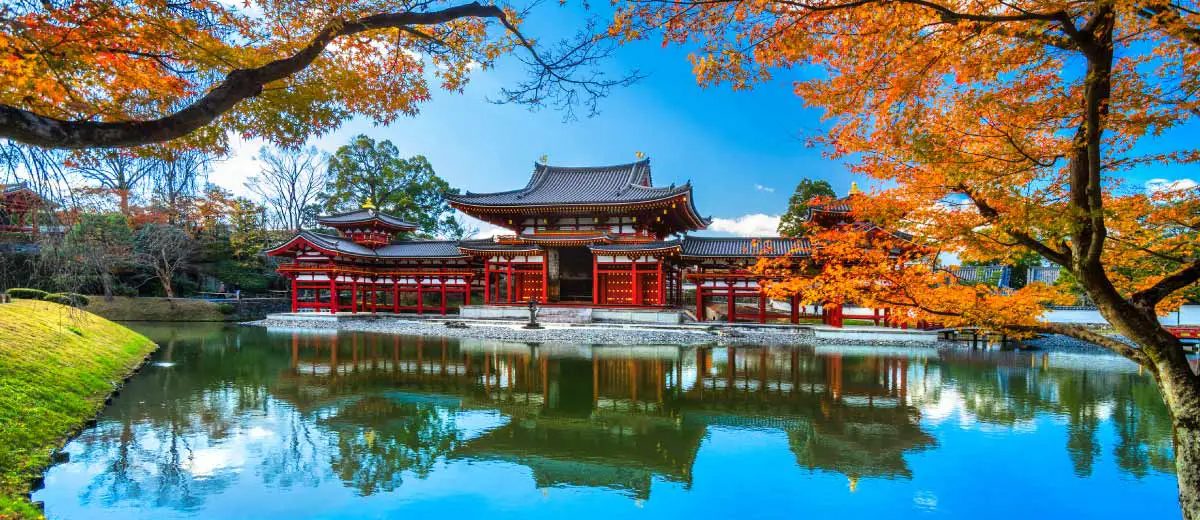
top-left (0, 182), bottom-right (55, 239)
top-left (267, 158), bottom-right (858, 325)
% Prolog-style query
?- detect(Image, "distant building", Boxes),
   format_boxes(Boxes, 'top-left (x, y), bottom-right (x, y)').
top-left (0, 183), bottom-right (60, 246)
top-left (267, 159), bottom-right (837, 323)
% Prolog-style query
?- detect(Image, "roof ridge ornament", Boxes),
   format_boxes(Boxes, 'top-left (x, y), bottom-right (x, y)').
top-left (848, 182), bottom-right (862, 196)
top-left (361, 197), bottom-right (377, 211)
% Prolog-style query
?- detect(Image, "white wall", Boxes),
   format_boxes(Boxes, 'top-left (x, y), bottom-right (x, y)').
top-left (1045, 304), bottom-right (1199, 325)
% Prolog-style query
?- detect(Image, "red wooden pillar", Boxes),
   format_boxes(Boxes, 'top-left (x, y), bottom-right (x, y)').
top-left (464, 275), bottom-right (471, 306)
top-left (632, 261), bottom-right (642, 306)
top-left (393, 279), bottom-right (399, 314)
top-left (506, 258), bottom-right (514, 303)
top-left (790, 293), bottom-right (799, 324)
top-left (483, 259), bottom-right (491, 304)
top-left (695, 278), bottom-right (704, 322)
top-left (758, 291), bottom-right (767, 324)
top-left (416, 278), bottom-right (424, 315)
top-left (351, 280), bottom-right (358, 314)
top-left (329, 276), bottom-right (337, 314)
top-left (727, 280), bottom-right (736, 323)
top-left (656, 258), bottom-right (664, 305)
top-left (829, 304), bottom-right (844, 328)
top-left (440, 275), bottom-right (448, 315)
top-left (593, 255), bottom-right (600, 305)
top-left (290, 276), bottom-right (298, 312)
top-left (541, 255), bottom-right (549, 302)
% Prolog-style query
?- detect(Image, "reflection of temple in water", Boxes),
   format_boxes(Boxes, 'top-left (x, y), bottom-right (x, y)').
top-left (275, 332), bottom-right (935, 499)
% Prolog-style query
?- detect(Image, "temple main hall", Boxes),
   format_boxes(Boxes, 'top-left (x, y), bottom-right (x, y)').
top-left (267, 158), bottom-right (857, 325)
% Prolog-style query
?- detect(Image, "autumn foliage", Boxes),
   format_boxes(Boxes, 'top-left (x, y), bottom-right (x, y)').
top-left (611, 0), bottom-right (1200, 511)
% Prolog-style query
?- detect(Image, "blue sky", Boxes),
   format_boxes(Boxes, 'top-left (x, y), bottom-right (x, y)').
top-left (208, 4), bottom-right (1199, 238)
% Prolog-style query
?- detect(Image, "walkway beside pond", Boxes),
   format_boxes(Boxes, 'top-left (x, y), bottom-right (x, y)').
top-left (251, 314), bottom-right (943, 347)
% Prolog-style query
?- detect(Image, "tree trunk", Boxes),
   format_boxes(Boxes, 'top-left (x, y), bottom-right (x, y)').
top-left (101, 271), bottom-right (115, 302)
top-left (1096, 302), bottom-right (1199, 518)
top-left (1157, 372), bottom-right (1200, 520)
top-left (1081, 272), bottom-right (1200, 518)
top-left (161, 274), bottom-right (175, 298)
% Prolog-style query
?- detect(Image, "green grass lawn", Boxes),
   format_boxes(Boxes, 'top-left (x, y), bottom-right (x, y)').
top-left (0, 300), bottom-right (157, 519)
top-left (83, 296), bottom-right (229, 321)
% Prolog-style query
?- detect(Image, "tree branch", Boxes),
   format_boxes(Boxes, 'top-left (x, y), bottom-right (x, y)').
top-left (1132, 260), bottom-right (1200, 307)
top-left (958, 185), bottom-right (1073, 266)
top-left (1012, 322), bottom-right (1150, 366)
top-left (0, 2), bottom-right (589, 149)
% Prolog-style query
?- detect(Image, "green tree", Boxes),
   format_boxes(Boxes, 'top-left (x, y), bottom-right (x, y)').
top-left (777, 179), bottom-right (836, 237)
top-left (323, 135), bottom-right (461, 237)
top-left (227, 198), bottom-right (268, 262)
top-left (62, 213), bottom-right (134, 301)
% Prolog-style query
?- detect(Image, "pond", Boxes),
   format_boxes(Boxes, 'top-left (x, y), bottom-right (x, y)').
top-left (35, 324), bottom-right (1181, 519)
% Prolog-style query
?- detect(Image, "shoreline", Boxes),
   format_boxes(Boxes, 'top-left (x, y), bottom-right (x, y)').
top-left (0, 301), bottom-right (159, 519)
top-left (247, 316), bottom-right (1138, 359)
top-left (252, 316), bottom-right (975, 349)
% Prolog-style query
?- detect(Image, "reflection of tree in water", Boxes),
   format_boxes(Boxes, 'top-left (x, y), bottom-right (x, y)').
top-left (789, 406), bottom-right (935, 481)
top-left (68, 325), bottom-right (296, 510)
top-left (1112, 377), bottom-right (1174, 476)
top-left (321, 397), bottom-right (463, 496)
top-left (46, 326), bottom-right (1183, 517)
top-left (936, 351), bottom-right (1175, 477)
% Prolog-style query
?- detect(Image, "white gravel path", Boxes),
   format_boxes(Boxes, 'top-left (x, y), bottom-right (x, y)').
top-left (247, 317), bottom-right (947, 347)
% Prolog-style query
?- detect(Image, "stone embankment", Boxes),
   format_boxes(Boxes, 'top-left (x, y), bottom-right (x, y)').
top-left (250, 315), bottom-right (948, 347)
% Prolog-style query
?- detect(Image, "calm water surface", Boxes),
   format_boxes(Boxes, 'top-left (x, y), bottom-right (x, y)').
top-left (35, 324), bottom-right (1180, 519)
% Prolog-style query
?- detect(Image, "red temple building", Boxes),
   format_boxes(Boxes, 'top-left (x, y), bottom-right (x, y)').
top-left (267, 158), bottom-right (858, 325)
top-left (0, 183), bottom-right (55, 239)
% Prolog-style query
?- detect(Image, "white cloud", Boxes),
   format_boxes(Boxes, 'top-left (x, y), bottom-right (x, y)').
top-left (708, 214), bottom-right (781, 237)
top-left (207, 135), bottom-right (264, 196)
top-left (1145, 178), bottom-right (1198, 195)
top-left (754, 184), bottom-right (775, 193)
top-left (454, 211), bottom-right (509, 239)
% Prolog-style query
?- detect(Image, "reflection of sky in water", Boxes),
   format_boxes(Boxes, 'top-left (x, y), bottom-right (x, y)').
top-left (34, 325), bottom-right (1181, 519)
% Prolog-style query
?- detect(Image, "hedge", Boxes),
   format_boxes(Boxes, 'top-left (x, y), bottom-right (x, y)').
top-left (6, 288), bottom-right (47, 300)
top-left (44, 293), bottom-right (90, 307)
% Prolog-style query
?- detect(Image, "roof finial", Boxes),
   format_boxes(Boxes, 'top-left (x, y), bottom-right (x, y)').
top-left (848, 181), bottom-right (862, 196)
top-left (539, 154), bottom-right (549, 164)
top-left (635, 151), bottom-right (645, 160)
top-left (361, 197), bottom-right (376, 210)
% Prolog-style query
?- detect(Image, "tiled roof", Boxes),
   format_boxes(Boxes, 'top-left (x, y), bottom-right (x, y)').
top-left (2, 182), bottom-right (31, 195)
top-left (267, 231), bottom-right (466, 259)
top-left (457, 239), bottom-right (544, 253)
top-left (316, 209), bottom-right (418, 230)
top-left (589, 240), bottom-right (682, 253)
top-left (376, 240), bottom-right (468, 258)
top-left (518, 233), bottom-right (612, 244)
top-left (446, 159), bottom-right (693, 206)
top-left (680, 237), bottom-right (810, 258)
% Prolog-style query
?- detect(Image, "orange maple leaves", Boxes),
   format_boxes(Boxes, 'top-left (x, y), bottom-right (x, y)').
top-left (0, 0), bottom-right (505, 151)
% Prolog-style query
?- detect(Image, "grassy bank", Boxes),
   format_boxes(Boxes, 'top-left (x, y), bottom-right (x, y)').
top-left (0, 300), bottom-right (157, 519)
top-left (83, 296), bottom-right (230, 322)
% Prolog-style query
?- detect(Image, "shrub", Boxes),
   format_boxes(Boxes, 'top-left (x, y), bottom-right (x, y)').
top-left (216, 303), bottom-right (236, 315)
top-left (44, 293), bottom-right (90, 307)
top-left (7, 288), bottom-right (48, 300)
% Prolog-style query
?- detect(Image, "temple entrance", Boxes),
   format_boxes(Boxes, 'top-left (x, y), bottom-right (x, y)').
top-left (555, 247), bottom-right (593, 302)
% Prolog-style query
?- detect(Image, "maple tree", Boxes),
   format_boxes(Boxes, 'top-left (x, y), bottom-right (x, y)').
top-left (0, 0), bottom-right (631, 150)
top-left (611, 0), bottom-right (1200, 513)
